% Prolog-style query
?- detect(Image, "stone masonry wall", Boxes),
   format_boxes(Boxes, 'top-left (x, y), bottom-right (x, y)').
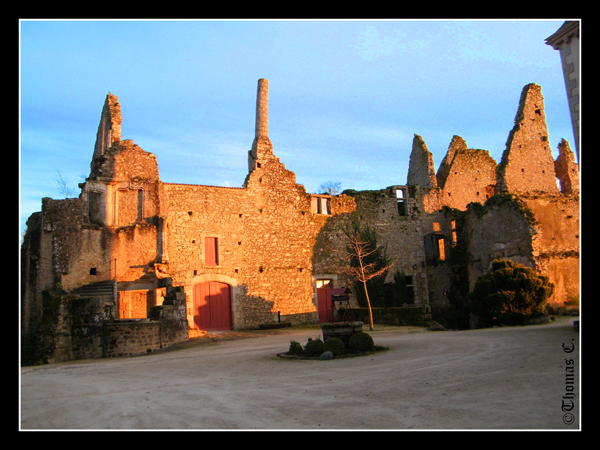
top-left (21, 79), bottom-right (579, 350)
top-left (161, 154), bottom-right (354, 328)
top-left (496, 84), bottom-right (560, 195)
top-left (463, 197), bottom-right (540, 292)
top-left (437, 136), bottom-right (498, 211)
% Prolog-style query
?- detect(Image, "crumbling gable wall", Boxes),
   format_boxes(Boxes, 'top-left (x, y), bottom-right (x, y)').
top-left (394, 82), bottom-right (578, 311)
top-left (92, 93), bottom-right (122, 163)
top-left (407, 134), bottom-right (437, 188)
top-left (437, 136), bottom-right (498, 211)
top-left (496, 83), bottom-right (560, 195)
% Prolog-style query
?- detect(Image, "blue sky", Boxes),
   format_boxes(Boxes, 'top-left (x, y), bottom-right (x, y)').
top-left (19, 19), bottom-right (577, 237)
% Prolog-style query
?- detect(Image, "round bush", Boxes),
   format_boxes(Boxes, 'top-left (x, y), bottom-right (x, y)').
top-left (304, 338), bottom-right (324, 356)
top-left (469, 258), bottom-right (555, 326)
top-left (288, 340), bottom-right (304, 356)
top-left (323, 337), bottom-right (346, 355)
top-left (348, 332), bottom-right (374, 353)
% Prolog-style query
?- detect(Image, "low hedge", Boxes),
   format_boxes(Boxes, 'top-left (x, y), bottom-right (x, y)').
top-left (341, 306), bottom-right (431, 326)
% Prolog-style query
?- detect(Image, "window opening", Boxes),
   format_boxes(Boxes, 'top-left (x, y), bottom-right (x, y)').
top-left (424, 233), bottom-right (447, 264)
top-left (137, 189), bottom-right (143, 222)
top-left (396, 188), bottom-right (407, 216)
top-left (311, 196), bottom-right (331, 215)
top-left (405, 275), bottom-right (415, 304)
top-left (316, 279), bottom-right (332, 289)
top-left (88, 191), bottom-right (103, 223)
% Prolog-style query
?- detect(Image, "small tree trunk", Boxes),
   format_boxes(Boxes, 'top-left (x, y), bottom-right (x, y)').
top-left (363, 281), bottom-right (374, 330)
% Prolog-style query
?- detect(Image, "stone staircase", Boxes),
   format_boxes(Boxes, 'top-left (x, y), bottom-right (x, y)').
top-left (70, 279), bottom-right (117, 301)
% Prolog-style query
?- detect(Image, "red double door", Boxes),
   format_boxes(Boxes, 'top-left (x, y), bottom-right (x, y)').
top-left (193, 281), bottom-right (232, 331)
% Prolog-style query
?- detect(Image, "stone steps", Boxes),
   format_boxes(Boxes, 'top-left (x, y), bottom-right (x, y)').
top-left (71, 279), bottom-right (117, 300)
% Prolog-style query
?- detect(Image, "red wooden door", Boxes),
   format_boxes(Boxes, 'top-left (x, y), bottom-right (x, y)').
top-left (193, 281), bottom-right (231, 331)
top-left (316, 279), bottom-right (333, 323)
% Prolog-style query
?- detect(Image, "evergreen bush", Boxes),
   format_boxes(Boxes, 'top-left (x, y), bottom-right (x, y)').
top-left (323, 337), bottom-right (346, 355)
top-left (348, 332), bottom-right (374, 353)
top-left (288, 340), bottom-right (304, 356)
top-left (304, 338), bottom-right (324, 356)
top-left (469, 259), bottom-right (555, 326)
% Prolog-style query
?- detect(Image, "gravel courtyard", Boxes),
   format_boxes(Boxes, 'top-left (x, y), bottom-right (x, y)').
top-left (20, 316), bottom-right (580, 430)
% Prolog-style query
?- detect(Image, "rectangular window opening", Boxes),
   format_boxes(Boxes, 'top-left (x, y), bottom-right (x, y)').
top-left (396, 188), bottom-right (407, 216)
top-left (311, 196), bottom-right (331, 215)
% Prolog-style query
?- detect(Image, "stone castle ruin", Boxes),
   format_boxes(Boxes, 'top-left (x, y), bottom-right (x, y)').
top-left (21, 79), bottom-right (579, 363)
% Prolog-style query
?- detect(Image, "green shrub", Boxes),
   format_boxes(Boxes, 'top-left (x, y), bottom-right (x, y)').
top-left (304, 337), bottom-right (324, 356)
top-left (288, 340), bottom-right (304, 356)
top-left (348, 332), bottom-right (374, 353)
top-left (323, 337), bottom-right (346, 355)
top-left (469, 259), bottom-right (555, 326)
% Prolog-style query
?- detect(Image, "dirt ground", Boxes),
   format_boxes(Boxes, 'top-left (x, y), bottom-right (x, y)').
top-left (20, 316), bottom-right (580, 430)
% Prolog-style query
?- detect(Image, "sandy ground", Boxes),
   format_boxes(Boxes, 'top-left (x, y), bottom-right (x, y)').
top-left (20, 316), bottom-right (580, 430)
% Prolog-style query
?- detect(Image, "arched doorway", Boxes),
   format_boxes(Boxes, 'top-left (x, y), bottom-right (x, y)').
top-left (193, 281), bottom-right (232, 331)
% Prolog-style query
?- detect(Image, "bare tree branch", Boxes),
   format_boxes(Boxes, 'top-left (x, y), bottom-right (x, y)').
top-left (54, 170), bottom-right (75, 199)
top-left (331, 219), bottom-right (397, 330)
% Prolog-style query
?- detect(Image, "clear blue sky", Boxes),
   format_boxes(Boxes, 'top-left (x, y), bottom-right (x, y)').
top-left (19, 19), bottom-right (576, 237)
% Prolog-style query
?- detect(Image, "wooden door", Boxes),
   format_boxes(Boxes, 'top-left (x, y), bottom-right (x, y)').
top-left (316, 279), bottom-right (333, 323)
top-left (193, 281), bottom-right (231, 331)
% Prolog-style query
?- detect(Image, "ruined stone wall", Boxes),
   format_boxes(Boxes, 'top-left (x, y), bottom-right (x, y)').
top-left (313, 187), bottom-right (437, 307)
top-left (21, 212), bottom-right (43, 334)
top-left (160, 157), bottom-right (355, 329)
top-left (437, 136), bottom-right (498, 211)
top-left (111, 223), bottom-right (159, 283)
top-left (92, 93), bottom-right (122, 163)
top-left (407, 134), bottom-right (437, 188)
top-left (521, 193), bottom-right (580, 307)
top-left (161, 182), bottom-right (247, 326)
top-left (22, 289), bottom-right (188, 365)
top-left (241, 160), bottom-right (321, 325)
top-left (36, 197), bottom-right (111, 292)
top-left (496, 84), bottom-right (560, 195)
top-left (21, 80), bottom-right (579, 345)
top-left (462, 192), bottom-right (578, 308)
top-left (463, 196), bottom-right (540, 292)
top-left (162, 183), bottom-right (246, 285)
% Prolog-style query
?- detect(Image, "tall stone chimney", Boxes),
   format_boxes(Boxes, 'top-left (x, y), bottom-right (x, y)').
top-left (248, 79), bottom-right (274, 172)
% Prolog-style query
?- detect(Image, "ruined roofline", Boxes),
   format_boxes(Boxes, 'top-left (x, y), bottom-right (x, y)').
top-left (162, 182), bottom-right (245, 190)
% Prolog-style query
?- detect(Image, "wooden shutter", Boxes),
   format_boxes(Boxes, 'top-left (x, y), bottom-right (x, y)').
top-left (205, 237), bottom-right (219, 266)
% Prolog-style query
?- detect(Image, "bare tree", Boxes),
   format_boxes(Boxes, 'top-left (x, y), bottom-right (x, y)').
top-left (318, 181), bottom-right (342, 196)
top-left (334, 218), bottom-right (397, 330)
top-left (54, 170), bottom-right (75, 198)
